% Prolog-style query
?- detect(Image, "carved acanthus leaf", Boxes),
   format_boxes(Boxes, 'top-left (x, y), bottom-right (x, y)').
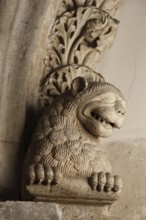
top-left (43, 6), bottom-right (118, 78)
top-left (58, 0), bottom-right (124, 17)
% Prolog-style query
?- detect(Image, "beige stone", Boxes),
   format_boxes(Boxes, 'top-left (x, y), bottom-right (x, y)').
top-left (0, 202), bottom-right (62, 220)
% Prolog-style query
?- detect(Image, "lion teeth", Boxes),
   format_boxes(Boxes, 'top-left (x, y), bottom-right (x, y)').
top-left (91, 111), bottom-right (116, 128)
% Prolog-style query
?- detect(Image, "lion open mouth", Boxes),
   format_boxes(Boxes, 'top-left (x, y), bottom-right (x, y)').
top-left (91, 110), bottom-right (116, 128)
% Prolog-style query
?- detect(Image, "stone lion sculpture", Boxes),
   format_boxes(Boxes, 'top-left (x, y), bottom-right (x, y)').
top-left (23, 0), bottom-right (126, 198)
top-left (24, 72), bottom-right (126, 193)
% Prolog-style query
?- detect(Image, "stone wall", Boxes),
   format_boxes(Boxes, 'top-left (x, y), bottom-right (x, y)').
top-left (0, 202), bottom-right (62, 220)
top-left (0, 0), bottom-right (62, 199)
top-left (104, 138), bottom-right (146, 220)
top-left (0, 202), bottom-right (121, 220)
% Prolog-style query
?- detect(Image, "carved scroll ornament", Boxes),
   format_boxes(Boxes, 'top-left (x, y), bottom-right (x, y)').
top-left (23, 0), bottom-right (126, 205)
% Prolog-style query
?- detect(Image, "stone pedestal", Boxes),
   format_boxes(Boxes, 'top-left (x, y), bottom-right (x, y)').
top-left (20, 177), bottom-right (121, 219)
top-left (25, 176), bottom-right (119, 205)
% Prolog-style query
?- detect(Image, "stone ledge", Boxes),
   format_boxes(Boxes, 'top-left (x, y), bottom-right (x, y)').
top-left (25, 176), bottom-right (119, 205)
top-left (0, 201), bottom-right (62, 220)
top-left (0, 201), bottom-right (121, 220)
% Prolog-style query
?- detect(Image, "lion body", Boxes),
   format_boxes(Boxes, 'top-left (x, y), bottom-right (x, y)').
top-left (25, 88), bottom-right (112, 177)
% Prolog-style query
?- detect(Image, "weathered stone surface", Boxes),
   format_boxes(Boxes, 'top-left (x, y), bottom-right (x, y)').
top-left (61, 204), bottom-right (120, 220)
top-left (0, 202), bottom-right (62, 220)
top-left (0, 201), bottom-right (121, 220)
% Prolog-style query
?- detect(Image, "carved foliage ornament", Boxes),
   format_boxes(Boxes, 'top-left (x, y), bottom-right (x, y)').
top-left (43, 7), bottom-right (118, 74)
top-left (23, 0), bottom-right (126, 204)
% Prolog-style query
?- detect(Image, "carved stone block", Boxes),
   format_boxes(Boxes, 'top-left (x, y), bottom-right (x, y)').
top-left (0, 201), bottom-right (121, 220)
top-left (25, 176), bottom-right (120, 205)
top-left (0, 202), bottom-right (62, 220)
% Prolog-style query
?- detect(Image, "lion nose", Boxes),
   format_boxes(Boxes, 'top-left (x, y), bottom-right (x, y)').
top-left (117, 109), bottom-right (125, 115)
top-left (115, 101), bottom-right (125, 116)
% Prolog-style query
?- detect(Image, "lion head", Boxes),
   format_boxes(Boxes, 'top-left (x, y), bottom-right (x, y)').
top-left (70, 77), bottom-right (126, 138)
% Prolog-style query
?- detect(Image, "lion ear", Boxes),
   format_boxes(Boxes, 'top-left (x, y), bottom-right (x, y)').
top-left (71, 77), bottom-right (88, 93)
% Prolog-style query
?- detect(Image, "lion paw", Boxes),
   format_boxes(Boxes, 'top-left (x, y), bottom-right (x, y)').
top-left (25, 164), bottom-right (62, 185)
top-left (89, 172), bottom-right (123, 193)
